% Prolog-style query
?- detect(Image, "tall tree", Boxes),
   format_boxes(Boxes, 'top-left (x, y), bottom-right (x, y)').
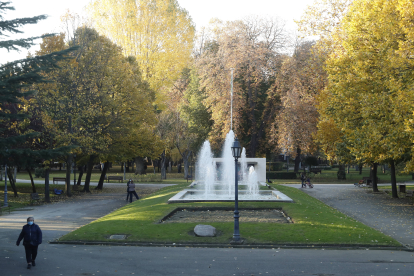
top-left (268, 40), bottom-right (326, 172)
top-left (0, 2), bottom-right (73, 198)
top-left (36, 27), bottom-right (160, 192)
top-left (318, 0), bottom-right (414, 197)
top-left (197, 17), bottom-right (287, 157)
top-left (179, 67), bottom-right (213, 154)
top-left (87, 0), bottom-right (195, 107)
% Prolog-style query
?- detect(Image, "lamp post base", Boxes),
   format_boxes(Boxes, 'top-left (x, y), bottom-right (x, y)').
top-left (230, 239), bottom-right (244, 245)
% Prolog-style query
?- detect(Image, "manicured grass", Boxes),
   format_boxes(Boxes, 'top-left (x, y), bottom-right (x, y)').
top-left (12, 165), bottom-right (194, 183)
top-left (270, 167), bottom-right (414, 184)
top-left (58, 183), bottom-right (401, 246)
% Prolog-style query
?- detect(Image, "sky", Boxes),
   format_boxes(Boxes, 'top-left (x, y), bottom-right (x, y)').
top-left (0, 0), bottom-right (314, 65)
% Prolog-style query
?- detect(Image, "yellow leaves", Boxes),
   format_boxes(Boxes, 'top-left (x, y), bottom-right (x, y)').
top-left (87, 0), bottom-right (195, 107)
top-left (315, 0), bottom-right (414, 165)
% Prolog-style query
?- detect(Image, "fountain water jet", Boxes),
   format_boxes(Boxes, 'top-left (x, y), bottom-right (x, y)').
top-left (169, 131), bottom-right (293, 203)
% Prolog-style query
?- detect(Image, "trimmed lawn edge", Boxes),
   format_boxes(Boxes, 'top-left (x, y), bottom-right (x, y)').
top-left (57, 184), bottom-right (404, 247)
top-left (49, 240), bottom-right (410, 251)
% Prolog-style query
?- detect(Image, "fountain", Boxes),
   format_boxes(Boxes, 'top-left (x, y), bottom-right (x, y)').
top-left (168, 130), bottom-right (293, 203)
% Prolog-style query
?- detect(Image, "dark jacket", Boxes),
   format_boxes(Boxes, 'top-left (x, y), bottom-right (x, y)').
top-left (16, 223), bottom-right (42, 246)
top-left (128, 182), bottom-right (136, 192)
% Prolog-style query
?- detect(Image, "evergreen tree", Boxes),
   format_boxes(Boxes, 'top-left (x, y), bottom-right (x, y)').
top-left (0, 1), bottom-right (75, 199)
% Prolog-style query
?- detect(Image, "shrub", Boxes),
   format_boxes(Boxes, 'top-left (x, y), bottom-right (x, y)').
top-left (303, 156), bottom-right (319, 167)
top-left (266, 171), bottom-right (297, 179)
top-left (337, 169), bottom-right (346, 180)
top-left (266, 162), bottom-right (284, 171)
top-left (34, 168), bottom-right (45, 178)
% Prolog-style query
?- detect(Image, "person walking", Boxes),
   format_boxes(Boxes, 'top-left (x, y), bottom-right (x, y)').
top-left (127, 179), bottom-right (139, 203)
top-left (300, 172), bottom-right (306, 188)
top-left (16, 217), bottom-right (42, 269)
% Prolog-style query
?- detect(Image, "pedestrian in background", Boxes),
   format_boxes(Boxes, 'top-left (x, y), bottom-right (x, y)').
top-left (127, 178), bottom-right (139, 203)
top-left (300, 172), bottom-right (306, 188)
top-left (16, 217), bottom-right (42, 269)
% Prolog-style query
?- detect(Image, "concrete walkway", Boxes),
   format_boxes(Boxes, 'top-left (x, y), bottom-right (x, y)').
top-left (286, 184), bottom-right (414, 249)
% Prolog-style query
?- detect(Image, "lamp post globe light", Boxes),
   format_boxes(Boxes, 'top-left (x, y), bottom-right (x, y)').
top-left (231, 137), bottom-right (242, 242)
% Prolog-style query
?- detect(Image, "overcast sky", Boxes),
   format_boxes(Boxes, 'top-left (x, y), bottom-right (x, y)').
top-left (0, 0), bottom-right (314, 64)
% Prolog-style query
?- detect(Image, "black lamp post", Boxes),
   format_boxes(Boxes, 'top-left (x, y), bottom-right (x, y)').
top-left (3, 148), bottom-right (8, 207)
top-left (3, 164), bottom-right (8, 207)
top-left (231, 137), bottom-right (242, 242)
top-left (73, 154), bottom-right (76, 186)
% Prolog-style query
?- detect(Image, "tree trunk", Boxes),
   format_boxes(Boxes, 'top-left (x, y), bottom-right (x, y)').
top-left (182, 150), bottom-right (191, 178)
top-left (135, 157), bottom-right (145, 175)
top-left (359, 163), bottom-right (363, 175)
top-left (65, 155), bottom-right (72, 197)
top-left (294, 147), bottom-right (301, 173)
top-left (83, 155), bottom-right (96, 193)
top-left (44, 168), bottom-right (50, 203)
top-left (337, 164), bottom-right (346, 180)
top-left (96, 162), bottom-right (109, 190)
top-left (76, 166), bottom-right (83, 185)
top-left (390, 160), bottom-right (398, 198)
top-left (7, 168), bottom-right (18, 197)
top-left (161, 150), bottom-right (166, 180)
top-left (27, 168), bottom-right (36, 193)
top-left (371, 163), bottom-right (379, 192)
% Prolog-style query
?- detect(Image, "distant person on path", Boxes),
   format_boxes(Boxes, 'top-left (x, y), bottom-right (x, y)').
top-left (127, 179), bottom-right (139, 203)
top-left (300, 172), bottom-right (306, 188)
top-left (16, 217), bottom-right (42, 269)
top-left (126, 181), bottom-right (130, 202)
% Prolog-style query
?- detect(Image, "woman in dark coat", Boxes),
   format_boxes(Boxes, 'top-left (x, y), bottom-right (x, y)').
top-left (127, 179), bottom-right (139, 203)
top-left (16, 217), bottom-right (42, 269)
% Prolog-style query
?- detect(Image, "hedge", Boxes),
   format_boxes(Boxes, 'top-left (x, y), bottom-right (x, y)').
top-left (266, 171), bottom-right (297, 179)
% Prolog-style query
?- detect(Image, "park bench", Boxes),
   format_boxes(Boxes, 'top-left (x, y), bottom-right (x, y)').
top-left (53, 177), bottom-right (66, 184)
top-left (406, 190), bottom-right (413, 199)
top-left (107, 176), bottom-right (123, 183)
top-left (362, 177), bottom-right (372, 185)
top-left (398, 183), bottom-right (407, 193)
top-left (361, 177), bottom-right (380, 187)
top-left (310, 168), bottom-right (322, 174)
top-left (30, 193), bottom-right (41, 205)
top-left (186, 174), bottom-right (193, 183)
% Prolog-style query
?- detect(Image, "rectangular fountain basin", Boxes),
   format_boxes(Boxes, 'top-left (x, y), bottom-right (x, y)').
top-left (168, 189), bottom-right (294, 203)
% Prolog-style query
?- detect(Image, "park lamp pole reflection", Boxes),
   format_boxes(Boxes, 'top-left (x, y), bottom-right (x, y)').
top-left (231, 137), bottom-right (242, 242)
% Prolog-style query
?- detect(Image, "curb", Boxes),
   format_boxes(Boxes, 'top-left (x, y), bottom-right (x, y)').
top-left (49, 240), bottom-right (413, 251)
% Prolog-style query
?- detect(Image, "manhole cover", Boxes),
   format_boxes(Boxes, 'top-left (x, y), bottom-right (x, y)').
top-left (109, 235), bottom-right (126, 240)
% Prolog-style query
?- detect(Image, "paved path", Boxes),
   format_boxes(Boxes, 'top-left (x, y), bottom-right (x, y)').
top-left (286, 184), bottom-right (414, 249)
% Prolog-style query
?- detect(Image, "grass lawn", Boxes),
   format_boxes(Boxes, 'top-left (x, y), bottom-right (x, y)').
top-left (270, 167), bottom-right (414, 184)
top-left (58, 183), bottom-right (401, 247)
top-left (11, 165), bottom-right (194, 184)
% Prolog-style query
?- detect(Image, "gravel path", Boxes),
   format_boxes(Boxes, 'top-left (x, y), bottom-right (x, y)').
top-left (162, 209), bottom-right (290, 223)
